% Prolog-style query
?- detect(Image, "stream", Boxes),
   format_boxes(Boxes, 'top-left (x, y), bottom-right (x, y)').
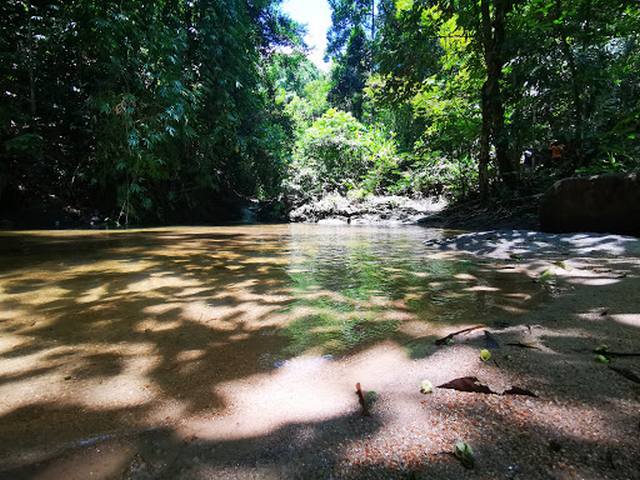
top-left (0, 225), bottom-right (551, 475)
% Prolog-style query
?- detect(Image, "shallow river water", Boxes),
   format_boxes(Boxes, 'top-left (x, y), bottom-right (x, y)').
top-left (0, 225), bottom-right (550, 473)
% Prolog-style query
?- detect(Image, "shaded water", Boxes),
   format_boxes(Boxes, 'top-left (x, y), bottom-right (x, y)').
top-left (0, 225), bottom-right (548, 467)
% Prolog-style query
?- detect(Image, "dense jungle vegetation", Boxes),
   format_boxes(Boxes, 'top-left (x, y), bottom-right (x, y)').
top-left (1, 0), bottom-right (639, 227)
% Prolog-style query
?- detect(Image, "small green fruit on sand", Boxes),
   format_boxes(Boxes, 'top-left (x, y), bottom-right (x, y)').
top-left (420, 379), bottom-right (433, 394)
top-left (594, 354), bottom-right (610, 364)
top-left (480, 349), bottom-right (492, 362)
top-left (454, 441), bottom-right (475, 469)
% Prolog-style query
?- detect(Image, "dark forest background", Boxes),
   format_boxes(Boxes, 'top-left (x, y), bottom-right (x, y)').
top-left (1, 1), bottom-right (638, 227)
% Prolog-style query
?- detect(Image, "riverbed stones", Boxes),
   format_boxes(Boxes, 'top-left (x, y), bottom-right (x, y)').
top-left (289, 193), bottom-right (447, 225)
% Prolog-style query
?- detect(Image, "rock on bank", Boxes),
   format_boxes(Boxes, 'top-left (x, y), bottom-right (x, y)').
top-left (540, 173), bottom-right (640, 236)
top-left (289, 194), bottom-right (447, 225)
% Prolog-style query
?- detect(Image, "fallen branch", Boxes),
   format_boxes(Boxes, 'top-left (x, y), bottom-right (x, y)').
top-left (599, 351), bottom-right (640, 358)
top-left (355, 382), bottom-right (370, 416)
top-left (438, 377), bottom-right (537, 397)
top-left (507, 342), bottom-right (542, 351)
top-left (435, 325), bottom-right (485, 345)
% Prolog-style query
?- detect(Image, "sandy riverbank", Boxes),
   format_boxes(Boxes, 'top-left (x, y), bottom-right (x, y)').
top-left (0, 227), bottom-right (638, 479)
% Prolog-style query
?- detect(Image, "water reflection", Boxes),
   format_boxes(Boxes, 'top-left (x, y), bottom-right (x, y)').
top-left (279, 225), bottom-right (547, 356)
top-left (0, 225), bottom-right (548, 362)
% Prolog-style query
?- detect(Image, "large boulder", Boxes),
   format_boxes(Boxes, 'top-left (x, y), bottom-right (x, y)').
top-left (540, 173), bottom-right (640, 235)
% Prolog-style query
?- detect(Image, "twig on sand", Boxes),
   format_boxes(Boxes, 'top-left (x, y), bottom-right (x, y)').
top-left (435, 325), bottom-right (485, 345)
top-left (609, 366), bottom-right (640, 384)
top-left (355, 383), bottom-right (370, 416)
top-left (507, 341), bottom-right (543, 351)
top-left (601, 351), bottom-right (640, 358)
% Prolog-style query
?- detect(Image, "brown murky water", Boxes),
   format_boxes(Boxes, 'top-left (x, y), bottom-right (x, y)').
top-left (0, 225), bottom-right (548, 475)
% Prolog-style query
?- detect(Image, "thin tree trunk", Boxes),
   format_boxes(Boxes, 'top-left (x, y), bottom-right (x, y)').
top-left (554, 0), bottom-right (584, 164)
top-left (26, 0), bottom-right (37, 118)
top-left (371, 0), bottom-right (375, 40)
top-left (562, 38), bottom-right (583, 163)
top-left (491, 0), bottom-right (514, 185)
top-left (478, 0), bottom-right (492, 199)
top-left (479, 80), bottom-right (491, 200)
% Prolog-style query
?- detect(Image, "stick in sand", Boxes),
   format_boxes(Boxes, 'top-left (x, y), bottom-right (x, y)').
top-left (355, 382), bottom-right (370, 416)
top-left (435, 325), bottom-right (485, 345)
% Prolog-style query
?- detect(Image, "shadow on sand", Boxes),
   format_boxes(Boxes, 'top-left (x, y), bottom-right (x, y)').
top-left (0, 226), bottom-right (637, 479)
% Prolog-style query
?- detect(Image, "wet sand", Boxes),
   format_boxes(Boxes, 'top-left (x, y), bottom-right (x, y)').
top-left (0, 225), bottom-right (638, 479)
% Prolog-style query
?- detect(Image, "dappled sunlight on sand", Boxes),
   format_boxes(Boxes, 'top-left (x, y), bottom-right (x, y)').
top-left (0, 225), bottom-right (638, 478)
top-left (610, 313), bottom-right (640, 328)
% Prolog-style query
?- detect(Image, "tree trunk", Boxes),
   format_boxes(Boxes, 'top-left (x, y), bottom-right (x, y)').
top-left (26, 1), bottom-right (37, 118)
top-left (561, 38), bottom-right (584, 164)
top-left (371, 0), bottom-right (375, 40)
top-left (554, 0), bottom-right (584, 164)
top-left (479, 0), bottom-right (516, 191)
top-left (490, 0), bottom-right (515, 185)
top-left (479, 80), bottom-right (491, 200)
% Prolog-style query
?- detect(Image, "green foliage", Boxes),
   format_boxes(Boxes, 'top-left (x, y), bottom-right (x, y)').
top-left (4, 133), bottom-right (44, 159)
top-left (365, 2), bottom-right (486, 198)
top-left (289, 109), bottom-right (400, 195)
top-left (370, 0), bottom-right (640, 198)
top-left (284, 78), bottom-right (332, 134)
top-left (292, 109), bottom-right (371, 192)
top-left (360, 126), bottom-right (402, 193)
top-left (325, 1), bottom-right (380, 118)
top-left (0, 0), bottom-right (304, 225)
top-left (267, 52), bottom-right (321, 98)
top-left (491, 0), bottom-right (638, 175)
top-left (328, 26), bottom-right (370, 118)
top-left (326, 0), bottom-right (377, 58)
top-left (574, 156), bottom-right (640, 176)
